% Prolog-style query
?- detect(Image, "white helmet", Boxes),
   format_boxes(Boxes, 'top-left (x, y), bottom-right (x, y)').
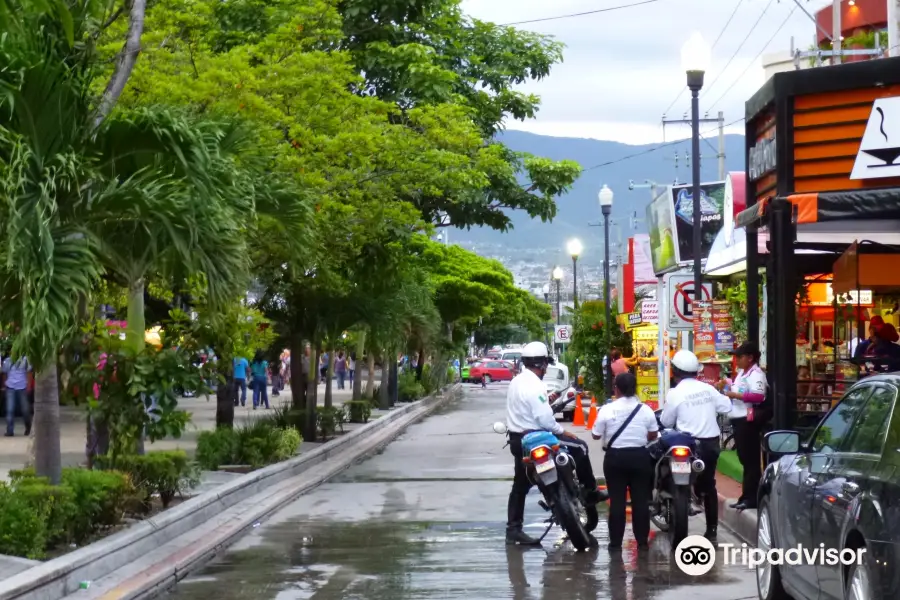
top-left (672, 349), bottom-right (701, 374)
top-left (521, 341), bottom-right (550, 358)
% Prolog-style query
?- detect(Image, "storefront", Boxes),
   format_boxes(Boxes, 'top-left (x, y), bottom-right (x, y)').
top-left (616, 306), bottom-right (660, 409)
top-left (736, 57), bottom-right (900, 430)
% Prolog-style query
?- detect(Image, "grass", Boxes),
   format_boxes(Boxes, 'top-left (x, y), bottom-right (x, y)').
top-left (717, 449), bottom-right (743, 482)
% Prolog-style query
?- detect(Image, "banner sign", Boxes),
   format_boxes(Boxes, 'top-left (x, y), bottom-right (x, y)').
top-left (641, 301), bottom-right (659, 324)
top-left (671, 181), bottom-right (726, 264)
top-left (692, 300), bottom-right (734, 361)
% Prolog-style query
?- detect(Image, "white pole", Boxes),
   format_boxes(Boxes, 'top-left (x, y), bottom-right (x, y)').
top-left (657, 276), bottom-right (667, 407)
top-left (889, 0), bottom-right (900, 57)
top-left (833, 0), bottom-right (842, 65)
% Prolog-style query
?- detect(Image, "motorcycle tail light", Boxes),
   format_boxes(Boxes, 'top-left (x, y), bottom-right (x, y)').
top-left (531, 447), bottom-right (549, 460)
top-left (672, 447), bottom-right (690, 458)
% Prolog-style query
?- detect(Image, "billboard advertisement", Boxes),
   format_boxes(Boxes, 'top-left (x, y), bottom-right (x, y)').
top-left (671, 181), bottom-right (726, 264)
top-left (646, 186), bottom-right (678, 274)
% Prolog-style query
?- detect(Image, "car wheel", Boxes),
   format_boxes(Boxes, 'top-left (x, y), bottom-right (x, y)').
top-left (846, 554), bottom-right (872, 600)
top-left (757, 498), bottom-right (790, 600)
top-left (483, 374), bottom-right (492, 384)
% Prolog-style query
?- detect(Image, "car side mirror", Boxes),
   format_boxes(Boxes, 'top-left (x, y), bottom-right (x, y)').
top-left (764, 430), bottom-right (800, 454)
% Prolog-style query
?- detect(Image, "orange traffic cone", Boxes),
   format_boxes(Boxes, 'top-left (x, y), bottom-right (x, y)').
top-left (572, 394), bottom-right (585, 426)
top-left (586, 396), bottom-right (598, 430)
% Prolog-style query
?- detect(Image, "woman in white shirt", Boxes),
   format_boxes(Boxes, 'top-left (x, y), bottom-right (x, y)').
top-left (591, 372), bottom-right (659, 551)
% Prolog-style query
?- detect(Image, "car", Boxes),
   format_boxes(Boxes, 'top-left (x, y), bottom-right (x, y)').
top-left (461, 364), bottom-right (471, 382)
top-left (757, 373), bottom-right (900, 600)
top-left (544, 363), bottom-right (574, 420)
top-left (469, 360), bottom-right (516, 384)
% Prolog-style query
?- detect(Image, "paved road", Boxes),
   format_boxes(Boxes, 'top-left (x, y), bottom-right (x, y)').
top-left (165, 382), bottom-right (759, 600)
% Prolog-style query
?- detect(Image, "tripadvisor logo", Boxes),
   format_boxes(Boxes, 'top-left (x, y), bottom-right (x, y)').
top-left (675, 535), bottom-right (866, 577)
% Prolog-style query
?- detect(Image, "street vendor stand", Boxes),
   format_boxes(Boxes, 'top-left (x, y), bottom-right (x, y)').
top-left (736, 57), bottom-right (900, 432)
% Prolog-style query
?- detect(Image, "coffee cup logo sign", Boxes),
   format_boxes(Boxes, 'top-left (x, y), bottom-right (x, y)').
top-left (749, 134), bottom-right (776, 181)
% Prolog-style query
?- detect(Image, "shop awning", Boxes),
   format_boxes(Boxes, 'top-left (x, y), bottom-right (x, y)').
top-left (833, 241), bottom-right (900, 293)
top-left (736, 189), bottom-right (900, 228)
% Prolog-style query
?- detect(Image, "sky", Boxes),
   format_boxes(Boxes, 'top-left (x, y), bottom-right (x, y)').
top-left (460, 0), bottom-right (835, 145)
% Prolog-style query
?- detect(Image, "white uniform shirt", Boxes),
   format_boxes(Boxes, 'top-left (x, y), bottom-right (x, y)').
top-left (506, 368), bottom-right (563, 435)
top-left (591, 396), bottom-right (658, 448)
top-left (660, 378), bottom-right (732, 438)
top-left (728, 365), bottom-right (767, 420)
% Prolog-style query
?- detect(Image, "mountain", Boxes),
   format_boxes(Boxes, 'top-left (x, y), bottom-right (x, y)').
top-left (453, 130), bottom-right (746, 268)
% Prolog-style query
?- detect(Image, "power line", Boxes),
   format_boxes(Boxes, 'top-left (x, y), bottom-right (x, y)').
top-left (582, 117), bottom-right (745, 172)
top-left (499, 0), bottom-right (663, 26)
top-left (660, 0), bottom-right (743, 123)
top-left (701, 0), bottom-right (775, 99)
top-left (708, 3), bottom-right (798, 111)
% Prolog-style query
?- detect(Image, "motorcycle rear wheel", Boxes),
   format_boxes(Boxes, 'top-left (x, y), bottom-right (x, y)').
top-left (670, 486), bottom-right (690, 551)
top-left (555, 484), bottom-right (592, 551)
top-left (650, 500), bottom-right (670, 532)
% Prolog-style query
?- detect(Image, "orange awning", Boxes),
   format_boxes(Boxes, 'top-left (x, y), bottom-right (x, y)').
top-left (833, 241), bottom-right (900, 293)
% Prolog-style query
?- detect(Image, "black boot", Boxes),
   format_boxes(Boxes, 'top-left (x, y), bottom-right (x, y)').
top-left (704, 527), bottom-right (717, 543)
top-left (506, 526), bottom-right (541, 546)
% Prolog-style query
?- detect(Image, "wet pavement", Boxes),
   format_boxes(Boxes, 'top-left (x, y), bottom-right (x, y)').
top-left (165, 383), bottom-right (759, 600)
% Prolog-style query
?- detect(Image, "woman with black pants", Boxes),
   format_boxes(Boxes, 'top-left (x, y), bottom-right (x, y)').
top-left (591, 372), bottom-right (659, 551)
top-left (717, 342), bottom-right (767, 510)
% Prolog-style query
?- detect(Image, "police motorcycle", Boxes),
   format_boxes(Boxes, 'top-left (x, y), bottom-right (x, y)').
top-left (648, 409), bottom-right (706, 550)
top-left (492, 390), bottom-right (599, 551)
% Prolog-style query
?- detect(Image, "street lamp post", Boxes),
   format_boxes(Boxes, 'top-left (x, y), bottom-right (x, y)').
top-left (599, 185), bottom-right (614, 398)
top-left (552, 267), bottom-right (563, 325)
top-left (567, 239), bottom-right (583, 310)
top-left (682, 32), bottom-right (710, 303)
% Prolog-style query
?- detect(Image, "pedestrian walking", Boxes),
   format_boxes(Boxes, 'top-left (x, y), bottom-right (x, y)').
top-left (335, 351), bottom-right (347, 390)
top-left (3, 356), bottom-right (32, 437)
top-left (320, 352), bottom-right (329, 384)
top-left (270, 361), bottom-right (282, 397)
top-left (233, 355), bottom-right (249, 406)
top-left (250, 351), bottom-right (269, 409)
top-left (348, 353), bottom-right (356, 387)
top-left (592, 372), bottom-right (658, 551)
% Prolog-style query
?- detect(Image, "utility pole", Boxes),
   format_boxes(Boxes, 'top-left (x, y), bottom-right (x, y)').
top-left (662, 112), bottom-right (726, 180)
top-left (890, 0), bottom-right (900, 58)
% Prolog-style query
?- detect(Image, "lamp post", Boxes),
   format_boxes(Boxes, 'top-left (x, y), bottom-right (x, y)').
top-left (552, 267), bottom-right (563, 325)
top-left (599, 185), bottom-right (614, 398)
top-left (682, 32), bottom-right (710, 303)
top-left (567, 239), bottom-right (583, 310)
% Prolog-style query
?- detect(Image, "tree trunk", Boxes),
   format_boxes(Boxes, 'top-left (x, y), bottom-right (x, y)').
top-left (126, 278), bottom-right (145, 352)
top-left (415, 347), bottom-right (425, 381)
top-left (94, 0), bottom-right (147, 128)
top-left (34, 364), bottom-right (62, 485)
top-left (365, 353), bottom-right (375, 399)
top-left (378, 352), bottom-right (390, 410)
top-left (324, 344), bottom-right (334, 408)
top-left (388, 359), bottom-right (399, 407)
top-left (215, 371), bottom-right (235, 429)
top-left (303, 346), bottom-right (318, 442)
top-left (352, 332), bottom-right (365, 401)
top-left (289, 334), bottom-right (305, 410)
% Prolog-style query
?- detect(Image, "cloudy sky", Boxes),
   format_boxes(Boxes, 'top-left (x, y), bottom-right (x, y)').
top-left (461, 0), bottom-right (835, 145)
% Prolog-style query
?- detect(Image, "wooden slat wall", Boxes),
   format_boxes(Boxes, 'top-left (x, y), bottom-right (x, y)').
top-left (750, 111), bottom-right (777, 203)
top-left (793, 85), bottom-right (900, 193)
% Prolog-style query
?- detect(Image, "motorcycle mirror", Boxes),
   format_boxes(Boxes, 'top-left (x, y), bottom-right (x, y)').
top-left (492, 421), bottom-right (508, 435)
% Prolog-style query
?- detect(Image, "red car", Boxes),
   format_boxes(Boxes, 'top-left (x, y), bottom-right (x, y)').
top-left (469, 360), bottom-right (516, 383)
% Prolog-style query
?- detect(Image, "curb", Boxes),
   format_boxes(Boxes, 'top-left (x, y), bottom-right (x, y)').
top-left (0, 384), bottom-right (461, 600)
top-left (717, 493), bottom-right (759, 545)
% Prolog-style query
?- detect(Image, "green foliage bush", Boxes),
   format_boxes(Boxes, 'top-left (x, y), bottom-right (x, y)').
top-left (0, 483), bottom-right (48, 559)
top-left (345, 400), bottom-right (372, 423)
top-left (398, 371), bottom-right (425, 402)
top-left (196, 429), bottom-right (237, 471)
top-left (317, 406), bottom-right (346, 440)
top-left (61, 468), bottom-right (131, 539)
top-left (196, 421), bottom-right (302, 469)
top-left (13, 477), bottom-right (77, 547)
top-left (96, 451), bottom-right (199, 509)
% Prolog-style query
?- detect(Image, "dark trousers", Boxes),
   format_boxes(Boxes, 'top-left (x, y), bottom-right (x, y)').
top-left (233, 378), bottom-right (247, 406)
top-left (731, 418), bottom-right (763, 507)
top-left (506, 433), bottom-right (597, 530)
top-left (694, 437), bottom-right (721, 532)
top-left (603, 447), bottom-right (653, 546)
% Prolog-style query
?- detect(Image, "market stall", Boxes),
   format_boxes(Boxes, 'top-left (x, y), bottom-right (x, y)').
top-left (616, 308), bottom-right (660, 409)
top-left (736, 57), bottom-right (900, 431)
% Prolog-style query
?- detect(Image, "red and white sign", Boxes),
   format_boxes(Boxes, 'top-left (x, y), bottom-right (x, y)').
top-left (665, 274), bottom-right (713, 330)
top-left (554, 325), bottom-right (573, 344)
top-left (641, 301), bottom-right (659, 324)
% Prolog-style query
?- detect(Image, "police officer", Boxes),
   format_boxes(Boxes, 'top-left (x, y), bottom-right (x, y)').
top-left (591, 372), bottom-right (658, 551)
top-left (659, 350), bottom-right (732, 541)
top-left (505, 341), bottom-right (602, 545)
top-left (718, 341), bottom-right (767, 510)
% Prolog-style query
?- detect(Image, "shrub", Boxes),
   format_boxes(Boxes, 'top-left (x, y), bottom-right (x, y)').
top-left (97, 451), bottom-right (199, 509)
top-left (14, 477), bottom-right (77, 546)
top-left (398, 371), bottom-right (425, 402)
top-left (317, 406), bottom-right (346, 440)
top-left (61, 468), bottom-right (130, 540)
top-left (345, 400), bottom-right (372, 424)
top-left (196, 428), bottom-right (238, 471)
top-left (0, 483), bottom-right (48, 559)
top-left (273, 428), bottom-right (301, 462)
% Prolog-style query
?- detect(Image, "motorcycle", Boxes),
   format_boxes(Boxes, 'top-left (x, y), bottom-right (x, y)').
top-left (492, 390), bottom-right (599, 551)
top-left (648, 409), bottom-right (706, 550)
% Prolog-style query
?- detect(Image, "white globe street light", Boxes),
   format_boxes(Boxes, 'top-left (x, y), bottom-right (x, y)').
top-left (598, 184), bottom-right (614, 397)
top-left (566, 238), bottom-right (583, 258)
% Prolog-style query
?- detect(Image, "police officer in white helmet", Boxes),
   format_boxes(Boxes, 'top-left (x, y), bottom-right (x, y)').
top-left (503, 341), bottom-right (604, 544)
top-left (659, 349), bottom-right (732, 541)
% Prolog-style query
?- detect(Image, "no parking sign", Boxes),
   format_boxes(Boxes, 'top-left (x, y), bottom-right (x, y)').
top-left (554, 325), bottom-right (572, 344)
top-left (665, 274), bottom-right (712, 330)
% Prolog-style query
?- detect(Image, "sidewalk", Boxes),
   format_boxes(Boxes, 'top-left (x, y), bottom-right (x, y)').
top-left (0, 379), bottom-right (373, 482)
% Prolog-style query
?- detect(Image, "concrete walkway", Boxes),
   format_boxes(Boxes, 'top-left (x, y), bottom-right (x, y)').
top-left (0, 380), bottom-right (374, 482)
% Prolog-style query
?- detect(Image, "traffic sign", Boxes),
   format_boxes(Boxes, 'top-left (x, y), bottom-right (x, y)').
top-left (665, 274), bottom-right (712, 330)
top-left (554, 325), bottom-right (573, 344)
